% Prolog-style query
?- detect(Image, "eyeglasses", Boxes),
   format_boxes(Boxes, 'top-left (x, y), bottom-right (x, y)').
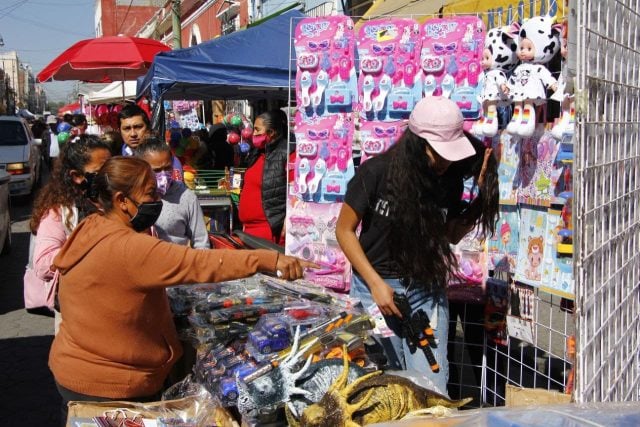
top-left (372, 44), bottom-right (395, 55)
top-left (373, 126), bottom-right (397, 137)
top-left (307, 129), bottom-right (329, 140)
top-left (433, 42), bottom-right (457, 54)
top-left (308, 40), bottom-right (330, 51)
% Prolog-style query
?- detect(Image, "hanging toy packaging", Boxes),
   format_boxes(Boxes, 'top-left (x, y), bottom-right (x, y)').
top-left (295, 16), bottom-right (357, 118)
top-left (358, 120), bottom-right (407, 164)
top-left (420, 16), bottom-right (485, 119)
top-left (504, 15), bottom-right (562, 138)
top-left (293, 113), bottom-right (355, 203)
top-left (357, 18), bottom-right (422, 122)
top-left (471, 26), bottom-right (519, 137)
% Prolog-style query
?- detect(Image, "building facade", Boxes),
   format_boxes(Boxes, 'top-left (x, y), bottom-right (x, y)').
top-left (95, 0), bottom-right (165, 37)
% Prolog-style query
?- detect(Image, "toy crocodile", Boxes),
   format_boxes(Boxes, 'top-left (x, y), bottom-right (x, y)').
top-left (300, 353), bottom-right (472, 426)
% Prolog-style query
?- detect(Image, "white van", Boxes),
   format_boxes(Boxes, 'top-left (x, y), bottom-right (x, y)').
top-left (0, 116), bottom-right (42, 196)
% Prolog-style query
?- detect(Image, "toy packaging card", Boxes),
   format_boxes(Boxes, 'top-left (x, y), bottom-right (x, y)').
top-left (494, 130), bottom-right (519, 205)
top-left (420, 17), bottom-right (485, 119)
top-left (295, 16), bottom-right (357, 118)
top-left (285, 197), bottom-right (351, 292)
top-left (488, 205), bottom-right (520, 273)
top-left (292, 113), bottom-right (355, 203)
top-left (517, 128), bottom-right (559, 206)
top-left (357, 18), bottom-right (422, 121)
top-left (514, 206), bottom-right (548, 288)
top-left (448, 228), bottom-right (488, 305)
top-left (540, 208), bottom-right (575, 298)
top-left (358, 120), bottom-right (407, 164)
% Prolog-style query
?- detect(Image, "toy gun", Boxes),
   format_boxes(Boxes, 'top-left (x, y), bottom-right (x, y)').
top-left (393, 293), bottom-right (439, 373)
top-left (243, 312), bottom-right (374, 383)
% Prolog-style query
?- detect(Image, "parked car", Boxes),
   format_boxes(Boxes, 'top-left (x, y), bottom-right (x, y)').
top-left (0, 116), bottom-right (42, 196)
top-left (0, 170), bottom-right (10, 254)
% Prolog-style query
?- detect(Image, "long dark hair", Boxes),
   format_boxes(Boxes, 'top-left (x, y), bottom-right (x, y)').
top-left (30, 134), bottom-right (111, 233)
top-left (385, 129), bottom-right (499, 289)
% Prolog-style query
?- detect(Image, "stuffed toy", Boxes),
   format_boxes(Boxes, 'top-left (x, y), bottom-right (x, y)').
top-left (472, 26), bottom-right (519, 137)
top-left (551, 20), bottom-right (574, 139)
top-left (503, 15), bottom-right (562, 137)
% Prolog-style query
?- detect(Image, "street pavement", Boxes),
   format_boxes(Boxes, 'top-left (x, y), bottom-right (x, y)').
top-left (0, 194), bottom-right (61, 424)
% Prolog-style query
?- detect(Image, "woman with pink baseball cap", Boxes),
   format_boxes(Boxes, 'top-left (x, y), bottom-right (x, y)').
top-left (336, 96), bottom-right (499, 393)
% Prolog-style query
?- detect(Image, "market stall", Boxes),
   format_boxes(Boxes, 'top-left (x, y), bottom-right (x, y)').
top-left (64, 0), bottom-right (640, 425)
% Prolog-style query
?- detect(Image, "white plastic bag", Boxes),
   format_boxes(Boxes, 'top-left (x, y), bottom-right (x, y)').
top-left (49, 133), bottom-right (59, 158)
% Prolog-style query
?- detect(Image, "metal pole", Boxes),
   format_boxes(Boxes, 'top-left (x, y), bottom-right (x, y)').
top-left (172, 0), bottom-right (182, 49)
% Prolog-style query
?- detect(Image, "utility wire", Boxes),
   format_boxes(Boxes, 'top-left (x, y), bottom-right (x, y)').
top-left (116, 0), bottom-right (135, 35)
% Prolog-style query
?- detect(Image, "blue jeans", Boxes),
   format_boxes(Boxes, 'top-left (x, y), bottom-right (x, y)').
top-left (351, 274), bottom-right (449, 394)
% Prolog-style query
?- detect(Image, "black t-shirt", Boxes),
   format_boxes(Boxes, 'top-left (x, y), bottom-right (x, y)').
top-left (344, 154), bottom-right (467, 278)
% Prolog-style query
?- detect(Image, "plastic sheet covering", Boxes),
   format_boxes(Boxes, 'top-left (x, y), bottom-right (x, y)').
top-left (370, 402), bottom-right (640, 426)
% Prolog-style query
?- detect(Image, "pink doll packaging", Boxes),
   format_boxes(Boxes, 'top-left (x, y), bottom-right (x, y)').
top-left (285, 198), bottom-right (351, 292)
top-left (295, 16), bottom-right (357, 118)
top-left (357, 18), bottom-right (422, 122)
top-left (293, 112), bottom-right (354, 203)
top-left (518, 129), bottom-right (558, 206)
top-left (359, 120), bottom-right (406, 164)
top-left (420, 17), bottom-right (485, 120)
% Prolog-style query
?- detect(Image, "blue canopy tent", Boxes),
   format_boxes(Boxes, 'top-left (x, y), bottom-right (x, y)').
top-left (137, 9), bottom-right (303, 102)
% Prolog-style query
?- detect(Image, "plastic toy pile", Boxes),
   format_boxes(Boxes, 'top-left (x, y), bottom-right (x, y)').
top-left (166, 274), bottom-right (467, 426)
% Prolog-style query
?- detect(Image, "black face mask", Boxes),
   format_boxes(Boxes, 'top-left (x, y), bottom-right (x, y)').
top-left (126, 197), bottom-right (163, 232)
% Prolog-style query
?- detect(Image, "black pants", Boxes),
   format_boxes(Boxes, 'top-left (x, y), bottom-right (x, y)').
top-left (56, 383), bottom-right (158, 427)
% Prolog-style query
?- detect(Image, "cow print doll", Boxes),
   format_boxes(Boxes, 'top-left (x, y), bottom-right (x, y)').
top-left (502, 15), bottom-right (562, 138)
top-left (472, 26), bottom-right (519, 137)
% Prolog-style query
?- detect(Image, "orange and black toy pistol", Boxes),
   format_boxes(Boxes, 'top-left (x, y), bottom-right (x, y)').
top-left (393, 292), bottom-right (440, 373)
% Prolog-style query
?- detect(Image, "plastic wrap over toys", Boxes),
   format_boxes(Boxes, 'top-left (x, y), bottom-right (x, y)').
top-left (223, 112), bottom-right (253, 154)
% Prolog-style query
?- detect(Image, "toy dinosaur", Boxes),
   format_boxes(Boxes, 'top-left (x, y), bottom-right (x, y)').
top-left (300, 352), bottom-right (472, 426)
top-left (236, 327), bottom-right (366, 419)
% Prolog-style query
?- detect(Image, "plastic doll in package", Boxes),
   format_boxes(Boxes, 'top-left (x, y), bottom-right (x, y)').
top-left (503, 15), bottom-right (562, 138)
top-left (471, 26), bottom-right (519, 137)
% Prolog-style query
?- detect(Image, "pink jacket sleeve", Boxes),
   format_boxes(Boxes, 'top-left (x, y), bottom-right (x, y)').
top-left (33, 209), bottom-right (67, 281)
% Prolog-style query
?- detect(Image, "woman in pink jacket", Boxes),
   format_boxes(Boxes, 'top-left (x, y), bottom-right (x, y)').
top-left (28, 134), bottom-right (111, 330)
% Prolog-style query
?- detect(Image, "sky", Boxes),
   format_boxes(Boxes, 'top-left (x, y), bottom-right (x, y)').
top-left (0, 0), bottom-right (96, 102)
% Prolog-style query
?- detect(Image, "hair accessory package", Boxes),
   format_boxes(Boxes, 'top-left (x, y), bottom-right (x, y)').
top-left (357, 18), bottom-right (422, 122)
top-left (295, 16), bottom-right (357, 118)
top-left (293, 113), bottom-right (354, 203)
top-left (420, 16), bottom-right (485, 120)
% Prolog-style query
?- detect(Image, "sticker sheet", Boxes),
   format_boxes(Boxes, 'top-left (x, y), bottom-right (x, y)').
top-left (485, 278), bottom-right (509, 346)
top-left (295, 16), bottom-right (357, 118)
top-left (420, 16), bottom-right (485, 120)
top-left (285, 198), bottom-right (351, 292)
top-left (494, 132), bottom-right (519, 205)
top-left (540, 208), bottom-right (575, 298)
top-left (488, 205), bottom-right (520, 273)
top-left (514, 206), bottom-right (548, 287)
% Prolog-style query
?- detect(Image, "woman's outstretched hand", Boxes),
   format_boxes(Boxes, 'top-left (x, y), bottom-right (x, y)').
top-left (275, 254), bottom-right (319, 280)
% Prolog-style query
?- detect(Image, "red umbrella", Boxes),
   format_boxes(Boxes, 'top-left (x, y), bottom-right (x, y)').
top-left (37, 35), bottom-right (170, 83)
